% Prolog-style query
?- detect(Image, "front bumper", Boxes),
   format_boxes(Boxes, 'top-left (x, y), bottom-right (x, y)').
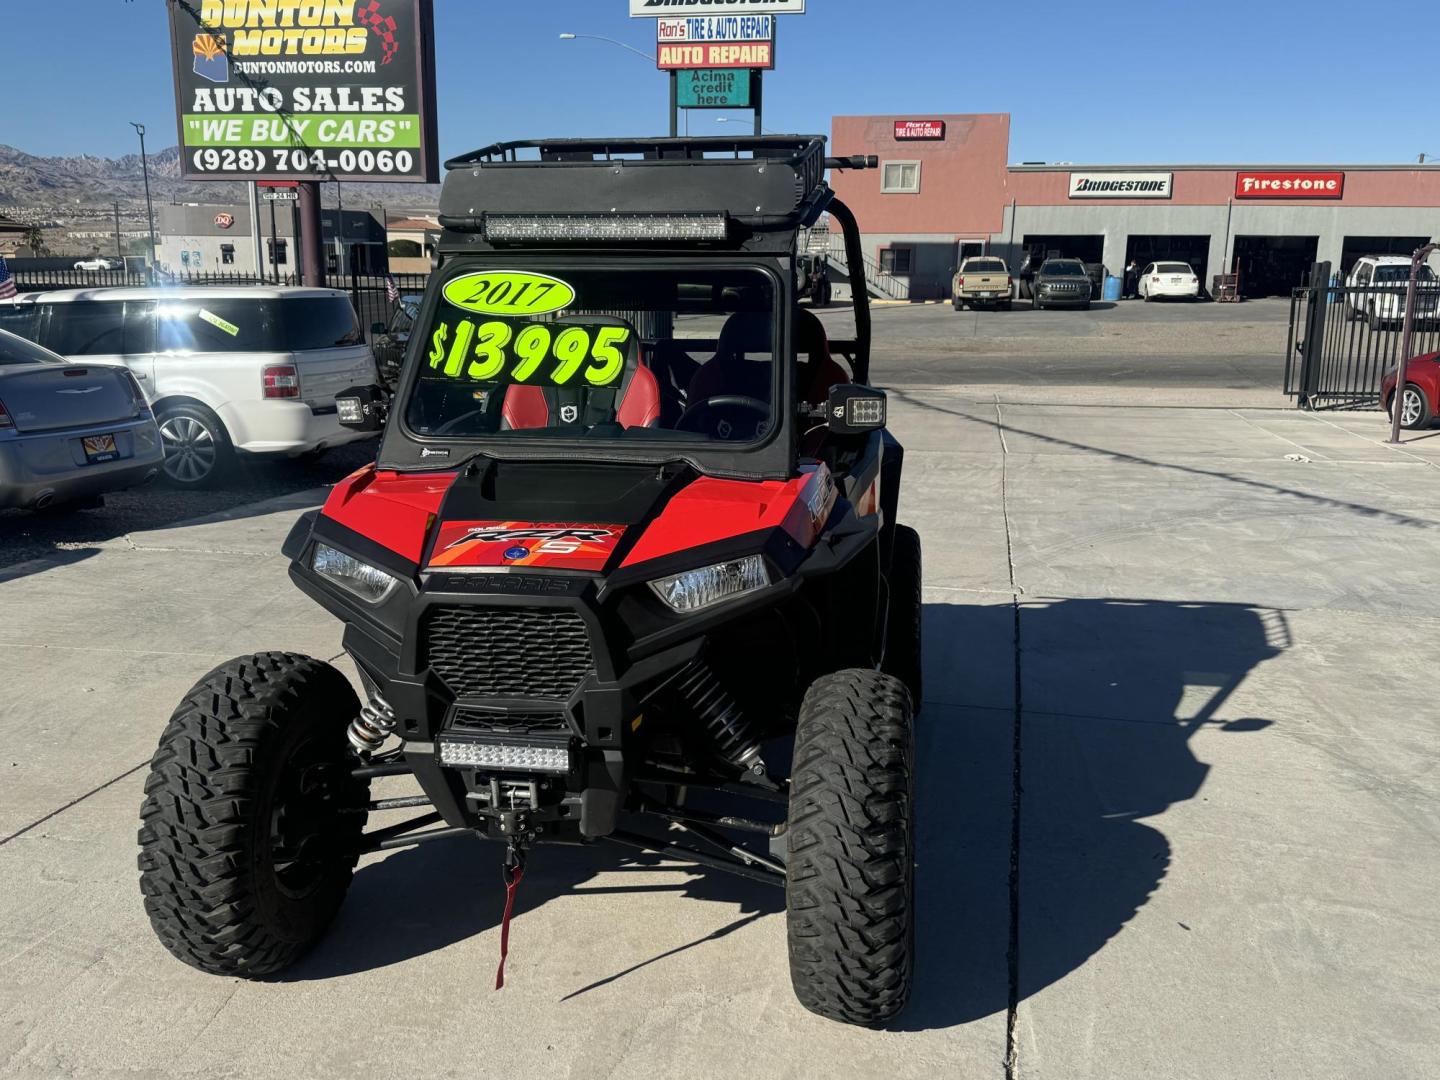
top-left (0, 418), bottom-right (163, 509)
top-left (1036, 287), bottom-right (1092, 306)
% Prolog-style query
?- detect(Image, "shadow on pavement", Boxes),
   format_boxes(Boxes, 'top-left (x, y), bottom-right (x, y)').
top-left (0, 440), bottom-right (377, 580)
top-left (900, 597), bottom-right (1288, 1030)
top-left (283, 830), bottom-right (782, 985)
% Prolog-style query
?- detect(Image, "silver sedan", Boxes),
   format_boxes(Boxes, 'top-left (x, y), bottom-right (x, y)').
top-left (0, 328), bottom-right (164, 510)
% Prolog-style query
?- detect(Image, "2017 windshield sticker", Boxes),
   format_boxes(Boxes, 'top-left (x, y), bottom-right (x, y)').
top-left (441, 271), bottom-right (576, 316)
top-left (427, 319), bottom-right (630, 387)
top-left (197, 308), bottom-right (239, 336)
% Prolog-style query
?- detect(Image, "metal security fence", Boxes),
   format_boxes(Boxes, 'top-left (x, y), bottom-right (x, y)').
top-left (1286, 261), bottom-right (1440, 409)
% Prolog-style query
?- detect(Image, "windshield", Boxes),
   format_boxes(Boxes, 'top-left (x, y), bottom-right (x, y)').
top-left (404, 264), bottom-right (778, 444)
top-left (1040, 262), bottom-right (1086, 276)
top-left (1375, 265), bottom-right (1437, 283)
top-left (1156, 262), bottom-right (1193, 274)
top-left (0, 327), bottom-right (63, 366)
top-left (964, 259), bottom-right (1006, 272)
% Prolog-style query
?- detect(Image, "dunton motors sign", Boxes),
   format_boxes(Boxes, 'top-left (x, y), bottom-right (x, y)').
top-left (1068, 172), bottom-right (1173, 199)
top-left (1235, 171), bottom-right (1345, 198)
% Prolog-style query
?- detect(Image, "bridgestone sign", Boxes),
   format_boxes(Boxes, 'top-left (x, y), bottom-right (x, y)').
top-left (631, 0), bottom-right (804, 15)
top-left (1067, 172), bottom-right (1174, 199)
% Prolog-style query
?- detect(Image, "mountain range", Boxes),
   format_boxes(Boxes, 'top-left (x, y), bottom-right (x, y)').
top-left (0, 144), bottom-right (440, 226)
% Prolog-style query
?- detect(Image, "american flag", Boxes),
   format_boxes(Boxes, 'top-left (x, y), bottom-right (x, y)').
top-left (384, 274), bottom-right (400, 305)
top-left (0, 256), bottom-right (16, 301)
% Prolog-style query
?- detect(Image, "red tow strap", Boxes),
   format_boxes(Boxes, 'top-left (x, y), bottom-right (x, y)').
top-left (494, 861), bottom-right (524, 990)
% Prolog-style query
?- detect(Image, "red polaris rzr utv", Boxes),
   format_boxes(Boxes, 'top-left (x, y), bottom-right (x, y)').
top-left (137, 136), bottom-right (922, 1027)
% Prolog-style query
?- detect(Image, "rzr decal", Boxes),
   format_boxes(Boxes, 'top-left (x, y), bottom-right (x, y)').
top-left (429, 521), bottom-right (624, 571)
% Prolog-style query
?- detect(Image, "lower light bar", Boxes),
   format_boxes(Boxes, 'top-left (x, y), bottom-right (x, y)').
top-left (438, 738), bottom-right (571, 773)
top-left (483, 213), bottom-right (728, 243)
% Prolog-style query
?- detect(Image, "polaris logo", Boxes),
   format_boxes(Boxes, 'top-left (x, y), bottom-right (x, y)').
top-left (1067, 172), bottom-right (1173, 199)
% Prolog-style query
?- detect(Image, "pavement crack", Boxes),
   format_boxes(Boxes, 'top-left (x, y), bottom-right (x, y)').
top-left (996, 397), bottom-right (1024, 1080)
top-left (0, 762), bottom-right (147, 847)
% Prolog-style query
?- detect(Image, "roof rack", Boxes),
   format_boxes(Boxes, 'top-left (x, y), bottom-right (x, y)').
top-left (438, 135), bottom-right (836, 241)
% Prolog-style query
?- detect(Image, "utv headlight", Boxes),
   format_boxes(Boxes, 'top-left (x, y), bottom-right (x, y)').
top-left (649, 554), bottom-right (771, 614)
top-left (311, 542), bottom-right (398, 603)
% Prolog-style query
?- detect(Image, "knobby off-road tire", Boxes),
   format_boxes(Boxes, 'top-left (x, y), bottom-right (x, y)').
top-left (786, 669), bottom-right (915, 1026)
top-left (883, 524), bottom-right (923, 707)
top-left (138, 653), bottom-right (368, 976)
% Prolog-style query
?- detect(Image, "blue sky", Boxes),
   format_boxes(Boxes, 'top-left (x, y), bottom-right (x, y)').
top-left (3, 1), bottom-right (1434, 165)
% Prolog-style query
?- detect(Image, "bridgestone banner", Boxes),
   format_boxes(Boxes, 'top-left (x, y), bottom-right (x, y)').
top-left (1067, 172), bottom-right (1173, 199)
top-left (167, 0), bottom-right (439, 183)
top-left (631, 0), bottom-right (804, 16)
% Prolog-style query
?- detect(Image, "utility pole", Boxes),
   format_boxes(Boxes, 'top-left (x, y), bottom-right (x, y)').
top-left (129, 122), bottom-right (157, 271)
top-left (113, 202), bottom-right (123, 261)
top-left (334, 179), bottom-right (346, 277)
top-left (269, 196), bottom-right (280, 284)
top-left (298, 181), bottom-right (324, 286)
top-left (248, 181), bottom-right (264, 279)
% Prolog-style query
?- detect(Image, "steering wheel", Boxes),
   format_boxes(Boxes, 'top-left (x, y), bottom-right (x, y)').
top-left (676, 395), bottom-right (770, 440)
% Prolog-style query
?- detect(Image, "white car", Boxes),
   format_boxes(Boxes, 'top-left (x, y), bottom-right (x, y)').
top-left (73, 257), bottom-right (118, 272)
top-left (1139, 261), bottom-right (1200, 300)
top-left (1344, 255), bottom-right (1440, 330)
top-left (8, 286), bottom-right (379, 486)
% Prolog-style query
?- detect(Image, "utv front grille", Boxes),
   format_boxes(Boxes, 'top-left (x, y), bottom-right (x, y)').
top-left (423, 606), bottom-right (595, 700)
top-left (449, 704), bottom-right (571, 737)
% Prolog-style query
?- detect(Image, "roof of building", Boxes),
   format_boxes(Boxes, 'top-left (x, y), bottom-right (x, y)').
top-left (387, 217), bottom-right (440, 231)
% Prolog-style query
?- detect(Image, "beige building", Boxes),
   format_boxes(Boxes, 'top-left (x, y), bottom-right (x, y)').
top-left (386, 216), bottom-right (439, 274)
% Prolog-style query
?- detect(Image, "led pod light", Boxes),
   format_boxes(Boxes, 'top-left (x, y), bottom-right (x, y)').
top-left (311, 542), bottom-right (399, 603)
top-left (438, 739), bottom-right (571, 773)
top-left (483, 213), bottom-right (728, 243)
top-left (648, 554), bottom-right (771, 614)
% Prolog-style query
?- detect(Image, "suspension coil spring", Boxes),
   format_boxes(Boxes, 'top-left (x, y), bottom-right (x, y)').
top-left (348, 694), bottom-right (397, 757)
top-left (673, 659), bottom-right (765, 774)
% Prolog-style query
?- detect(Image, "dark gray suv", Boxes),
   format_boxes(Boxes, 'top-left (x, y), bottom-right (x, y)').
top-left (1032, 258), bottom-right (1094, 310)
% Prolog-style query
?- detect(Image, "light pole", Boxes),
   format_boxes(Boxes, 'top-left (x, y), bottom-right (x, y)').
top-left (130, 122), bottom-right (157, 271)
top-left (559, 33), bottom-right (675, 137)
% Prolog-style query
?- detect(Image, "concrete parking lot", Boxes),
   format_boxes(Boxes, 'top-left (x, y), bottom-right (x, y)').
top-left (3, 303), bottom-right (1439, 1078)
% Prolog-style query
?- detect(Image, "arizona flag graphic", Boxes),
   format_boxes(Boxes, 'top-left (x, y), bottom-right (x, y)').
top-left (192, 34), bottom-right (229, 84)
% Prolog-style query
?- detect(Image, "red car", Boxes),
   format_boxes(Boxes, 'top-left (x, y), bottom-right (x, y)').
top-left (1382, 351), bottom-right (1439, 429)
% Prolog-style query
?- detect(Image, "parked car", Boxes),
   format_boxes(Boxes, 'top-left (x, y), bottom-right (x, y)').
top-left (952, 256), bottom-right (1013, 310)
top-left (73, 257), bottom-right (119, 272)
top-left (1031, 258), bottom-right (1093, 310)
top-left (0, 327), bottom-right (163, 511)
top-left (1139, 261), bottom-right (1201, 301)
top-left (8, 286), bottom-right (379, 487)
top-left (369, 293), bottom-right (420, 392)
top-left (1345, 256), bottom-right (1440, 330)
top-left (1381, 351), bottom-right (1439, 430)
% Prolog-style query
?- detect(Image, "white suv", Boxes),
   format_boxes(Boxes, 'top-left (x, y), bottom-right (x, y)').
top-left (1345, 255), bottom-right (1440, 330)
top-left (7, 286), bottom-right (378, 486)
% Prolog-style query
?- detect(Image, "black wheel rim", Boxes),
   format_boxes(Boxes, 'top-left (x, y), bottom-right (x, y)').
top-left (266, 737), bottom-right (353, 899)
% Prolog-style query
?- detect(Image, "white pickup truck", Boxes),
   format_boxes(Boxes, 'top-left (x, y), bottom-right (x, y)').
top-left (952, 256), bottom-right (1013, 311)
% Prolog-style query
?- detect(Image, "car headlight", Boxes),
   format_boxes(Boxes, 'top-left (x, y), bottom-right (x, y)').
top-left (649, 554), bottom-right (771, 614)
top-left (311, 542), bottom-right (398, 603)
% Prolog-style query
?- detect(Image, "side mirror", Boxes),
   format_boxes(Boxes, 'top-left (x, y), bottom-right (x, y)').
top-left (369, 321), bottom-right (387, 336)
top-left (825, 384), bottom-right (887, 435)
top-left (336, 384), bottom-right (389, 432)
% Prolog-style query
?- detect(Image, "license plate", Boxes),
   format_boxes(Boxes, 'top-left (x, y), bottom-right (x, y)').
top-left (1170, 278), bottom-right (1182, 284)
top-left (979, 291), bottom-right (999, 297)
top-left (82, 434), bottom-right (119, 464)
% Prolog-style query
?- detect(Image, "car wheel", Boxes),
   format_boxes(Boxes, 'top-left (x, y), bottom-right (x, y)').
top-left (138, 653), bottom-right (369, 976)
top-left (1389, 383), bottom-right (1433, 430)
top-left (786, 668), bottom-right (914, 1026)
top-left (1003, 300), bottom-right (1013, 311)
top-left (1368, 306), bottom-right (1382, 331)
top-left (157, 403), bottom-right (232, 488)
top-left (952, 295), bottom-right (963, 311)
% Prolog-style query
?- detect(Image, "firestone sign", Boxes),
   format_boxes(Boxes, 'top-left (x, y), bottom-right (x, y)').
top-left (894, 120), bottom-right (945, 141)
top-left (1067, 172), bottom-right (1174, 199)
top-left (167, 0), bottom-right (439, 184)
top-left (1235, 171), bottom-right (1344, 199)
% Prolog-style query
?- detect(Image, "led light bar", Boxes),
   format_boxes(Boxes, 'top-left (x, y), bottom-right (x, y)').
top-left (483, 213), bottom-right (728, 243)
top-left (438, 738), bottom-right (571, 773)
top-left (649, 554), bottom-right (771, 614)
